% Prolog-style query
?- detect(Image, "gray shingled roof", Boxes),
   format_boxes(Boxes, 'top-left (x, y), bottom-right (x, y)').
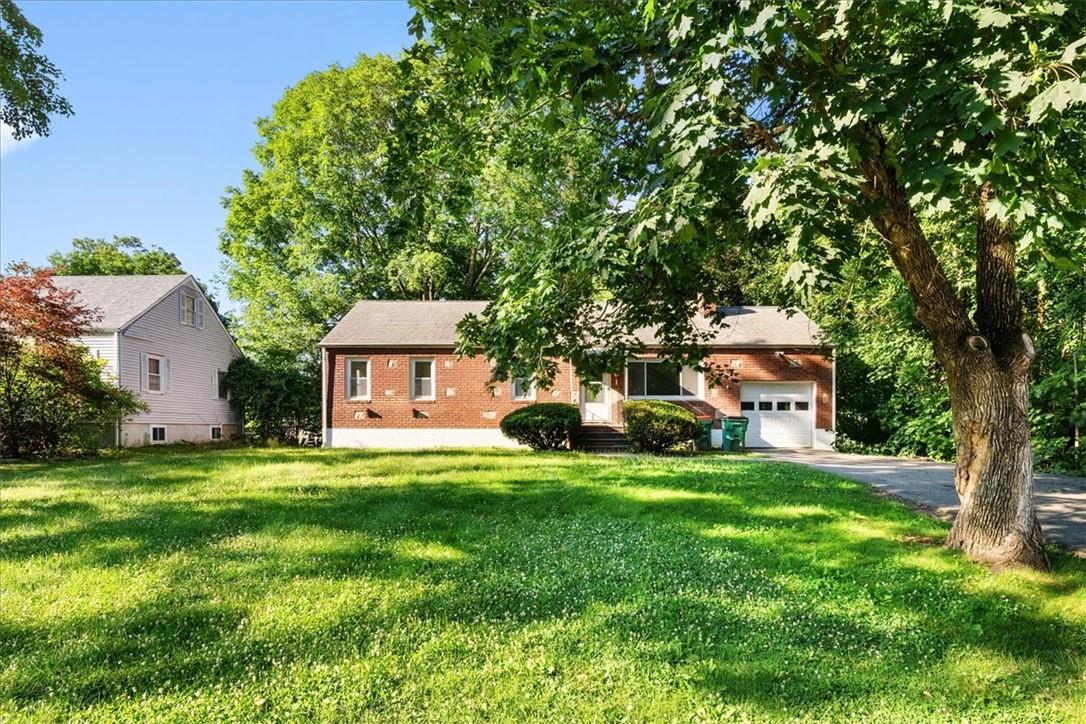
top-left (320, 300), bottom-right (828, 348)
top-left (51, 275), bottom-right (191, 331)
top-left (639, 306), bottom-right (828, 347)
top-left (321, 300), bottom-right (490, 347)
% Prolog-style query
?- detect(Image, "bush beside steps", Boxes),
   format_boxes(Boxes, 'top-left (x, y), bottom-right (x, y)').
top-left (500, 403), bottom-right (581, 450)
top-left (623, 400), bottom-right (700, 453)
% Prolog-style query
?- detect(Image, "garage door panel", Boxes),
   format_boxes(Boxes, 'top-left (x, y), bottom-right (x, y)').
top-left (740, 382), bottom-right (814, 448)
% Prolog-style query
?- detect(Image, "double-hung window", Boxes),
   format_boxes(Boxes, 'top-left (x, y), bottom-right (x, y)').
top-left (146, 355), bottom-right (163, 393)
top-left (216, 369), bottom-right (229, 400)
top-left (411, 359), bottom-right (434, 400)
top-left (181, 291), bottom-right (197, 326)
top-left (626, 360), bottom-right (699, 398)
top-left (511, 378), bottom-right (535, 401)
top-left (346, 358), bottom-right (370, 399)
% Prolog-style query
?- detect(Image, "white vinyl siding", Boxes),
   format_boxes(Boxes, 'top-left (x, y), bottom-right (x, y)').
top-left (118, 279), bottom-right (242, 434)
top-left (411, 359), bottom-right (435, 400)
top-left (77, 334), bottom-right (119, 380)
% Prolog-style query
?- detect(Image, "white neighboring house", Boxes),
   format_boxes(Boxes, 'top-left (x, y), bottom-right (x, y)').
top-left (51, 274), bottom-right (243, 447)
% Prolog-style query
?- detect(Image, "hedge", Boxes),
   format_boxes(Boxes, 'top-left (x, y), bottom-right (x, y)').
top-left (499, 403), bottom-right (581, 450)
top-left (623, 400), bottom-right (700, 453)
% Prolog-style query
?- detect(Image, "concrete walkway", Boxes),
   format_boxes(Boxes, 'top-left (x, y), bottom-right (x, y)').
top-left (758, 449), bottom-right (1086, 554)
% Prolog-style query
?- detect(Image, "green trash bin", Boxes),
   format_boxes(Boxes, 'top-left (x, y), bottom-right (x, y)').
top-left (722, 416), bottom-right (750, 452)
top-left (695, 419), bottom-right (713, 451)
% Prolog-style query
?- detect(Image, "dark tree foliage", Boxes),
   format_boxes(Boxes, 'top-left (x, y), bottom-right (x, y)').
top-left (416, 0), bottom-right (1086, 569)
top-left (224, 356), bottom-right (320, 443)
top-left (0, 0), bottom-right (72, 139)
top-left (48, 236), bottom-right (185, 276)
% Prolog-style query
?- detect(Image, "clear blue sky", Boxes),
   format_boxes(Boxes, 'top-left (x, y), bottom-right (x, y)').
top-left (0, 0), bottom-right (415, 299)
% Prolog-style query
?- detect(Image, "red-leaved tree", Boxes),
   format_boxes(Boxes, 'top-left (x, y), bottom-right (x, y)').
top-left (0, 264), bottom-right (144, 457)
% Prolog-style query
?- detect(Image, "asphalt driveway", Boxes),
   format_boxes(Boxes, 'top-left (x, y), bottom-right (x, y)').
top-left (759, 449), bottom-right (1086, 554)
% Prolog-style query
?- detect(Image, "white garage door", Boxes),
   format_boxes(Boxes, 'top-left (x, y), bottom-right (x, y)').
top-left (740, 382), bottom-right (814, 448)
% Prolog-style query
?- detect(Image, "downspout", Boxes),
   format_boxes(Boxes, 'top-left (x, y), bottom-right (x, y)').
top-left (114, 331), bottom-right (122, 447)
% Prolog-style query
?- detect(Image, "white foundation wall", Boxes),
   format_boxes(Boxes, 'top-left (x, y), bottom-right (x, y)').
top-left (121, 423), bottom-right (242, 447)
top-left (325, 427), bottom-right (524, 449)
top-left (813, 428), bottom-right (835, 450)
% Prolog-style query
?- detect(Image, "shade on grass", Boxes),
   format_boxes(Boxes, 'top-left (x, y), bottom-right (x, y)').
top-left (1, 448), bottom-right (1083, 721)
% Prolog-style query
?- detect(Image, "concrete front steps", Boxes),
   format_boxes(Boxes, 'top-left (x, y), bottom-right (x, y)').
top-left (574, 424), bottom-right (630, 452)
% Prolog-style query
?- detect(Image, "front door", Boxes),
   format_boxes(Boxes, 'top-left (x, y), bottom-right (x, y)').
top-left (581, 375), bottom-right (611, 423)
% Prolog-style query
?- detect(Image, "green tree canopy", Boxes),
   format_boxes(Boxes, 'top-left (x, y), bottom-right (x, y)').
top-left (0, 0), bottom-right (72, 139)
top-left (416, 0), bottom-right (1086, 569)
top-left (220, 52), bottom-right (615, 364)
top-left (47, 236), bottom-right (185, 276)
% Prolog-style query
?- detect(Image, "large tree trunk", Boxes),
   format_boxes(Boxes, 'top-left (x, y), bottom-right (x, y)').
top-left (943, 347), bottom-right (1047, 569)
top-left (860, 148), bottom-right (1047, 570)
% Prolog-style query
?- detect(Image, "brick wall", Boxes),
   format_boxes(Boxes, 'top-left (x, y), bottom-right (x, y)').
top-left (606, 348), bottom-right (834, 430)
top-left (325, 347), bottom-right (577, 430)
top-left (325, 346), bottom-right (834, 431)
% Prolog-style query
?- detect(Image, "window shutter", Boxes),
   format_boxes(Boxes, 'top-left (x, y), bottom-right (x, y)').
top-left (196, 298), bottom-right (204, 329)
top-left (140, 353), bottom-right (148, 392)
top-left (212, 369), bottom-right (219, 400)
top-left (163, 357), bottom-right (172, 393)
top-left (179, 289), bottom-right (185, 323)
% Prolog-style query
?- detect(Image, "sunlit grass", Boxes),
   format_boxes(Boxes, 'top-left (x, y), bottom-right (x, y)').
top-left (1, 446), bottom-right (1083, 722)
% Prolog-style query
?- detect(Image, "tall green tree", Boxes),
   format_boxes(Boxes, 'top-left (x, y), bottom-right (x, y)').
top-left (418, 0), bottom-right (1086, 569)
top-left (47, 236), bottom-right (185, 276)
top-left (220, 52), bottom-right (614, 364)
top-left (0, 0), bottom-right (72, 139)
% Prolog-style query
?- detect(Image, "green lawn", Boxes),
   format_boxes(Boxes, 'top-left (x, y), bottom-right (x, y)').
top-left (1, 448), bottom-right (1083, 722)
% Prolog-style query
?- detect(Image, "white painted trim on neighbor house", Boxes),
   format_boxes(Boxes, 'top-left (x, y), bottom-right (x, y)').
top-left (321, 348), bottom-right (329, 448)
top-left (324, 427), bottom-right (524, 449)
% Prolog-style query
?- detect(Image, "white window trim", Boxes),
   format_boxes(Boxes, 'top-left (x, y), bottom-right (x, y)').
top-left (150, 425), bottom-right (167, 444)
top-left (511, 377), bottom-right (536, 402)
top-left (209, 425), bottom-right (223, 441)
top-left (624, 359), bottom-right (703, 400)
top-left (146, 354), bottom-right (165, 394)
top-left (345, 357), bottom-right (371, 400)
top-left (410, 358), bottom-right (436, 401)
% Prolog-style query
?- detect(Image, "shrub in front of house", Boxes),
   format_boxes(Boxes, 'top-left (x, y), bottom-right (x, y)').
top-left (623, 400), bottom-right (700, 453)
top-left (500, 403), bottom-right (581, 450)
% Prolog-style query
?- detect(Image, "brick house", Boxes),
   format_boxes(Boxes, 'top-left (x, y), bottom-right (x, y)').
top-left (319, 301), bottom-right (835, 449)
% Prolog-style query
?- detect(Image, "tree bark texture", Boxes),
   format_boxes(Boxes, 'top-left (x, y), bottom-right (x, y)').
top-left (860, 151), bottom-right (1047, 570)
